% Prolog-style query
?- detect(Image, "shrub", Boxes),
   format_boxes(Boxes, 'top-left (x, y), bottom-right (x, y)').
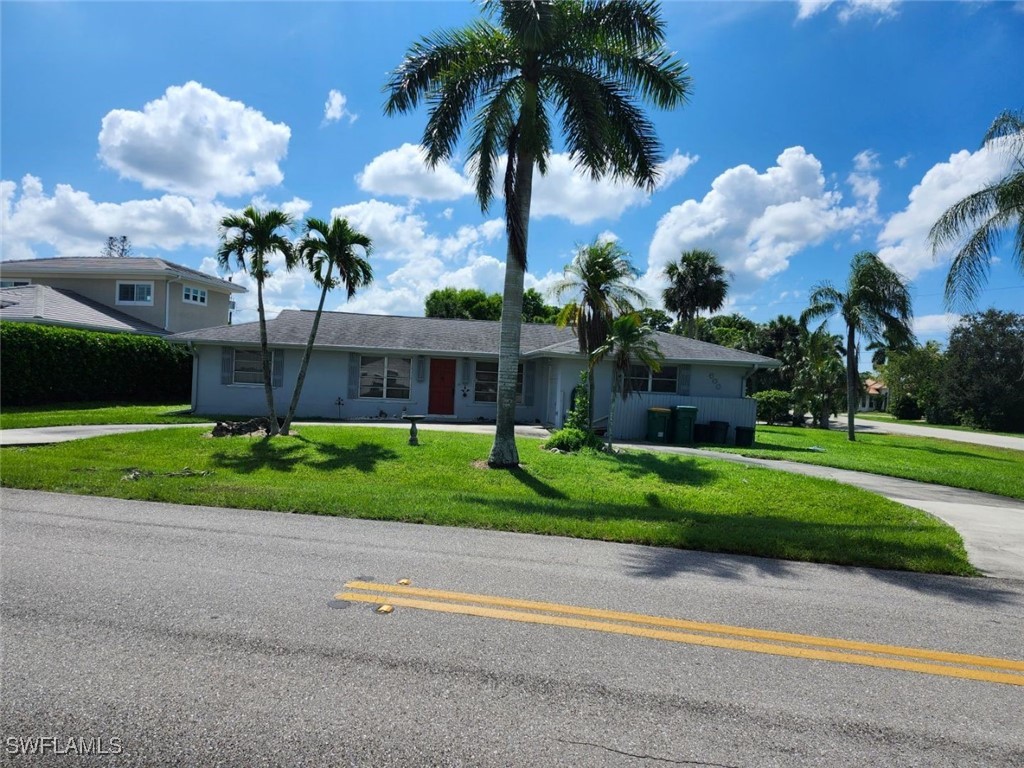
top-left (887, 393), bottom-right (921, 421)
top-left (0, 322), bottom-right (192, 406)
top-left (543, 427), bottom-right (603, 453)
top-left (752, 389), bottom-right (791, 425)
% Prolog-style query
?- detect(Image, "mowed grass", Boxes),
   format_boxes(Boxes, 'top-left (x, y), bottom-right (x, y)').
top-left (0, 402), bottom-right (202, 430)
top-left (856, 411), bottom-right (1024, 438)
top-left (0, 426), bottom-right (974, 575)
top-left (703, 425), bottom-right (1024, 500)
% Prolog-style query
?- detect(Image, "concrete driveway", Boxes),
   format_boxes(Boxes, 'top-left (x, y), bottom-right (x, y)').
top-left (832, 414), bottom-right (1024, 451)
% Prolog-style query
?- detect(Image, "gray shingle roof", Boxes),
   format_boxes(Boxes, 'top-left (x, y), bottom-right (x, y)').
top-left (170, 309), bottom-right (779, 366)
top-left (0, 257), bottom-right (245, 293)
top-left (0, 285), bottom-right (168, 335)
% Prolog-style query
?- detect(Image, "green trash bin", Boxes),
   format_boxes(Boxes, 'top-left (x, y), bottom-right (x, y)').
top-left (646, 407), bottom-right (673, 443)
top-left (735, 425), bottom-right (755, 447)
top-left (672, 405), bottom-right (698, 445)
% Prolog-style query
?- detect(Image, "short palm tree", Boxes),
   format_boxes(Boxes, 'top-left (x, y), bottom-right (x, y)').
top-left (662, 250), bottom-right (730, 338)
top-left (280, 217), bottom-right (373, 436)
top-left (590, 313), bottom-right (663, 452)
top-left (217, 206), bottom-right (294, 437)
top-left (801, 251), bottom-right (914, 441)
top-left (385, 0), bottom-right (690, 467)
top-left (930, 109), bottom-right (1024, 310)
top-left (552, 239), bottom-right (648, 429)
top-left (791, 325), bottom-right (846, 430)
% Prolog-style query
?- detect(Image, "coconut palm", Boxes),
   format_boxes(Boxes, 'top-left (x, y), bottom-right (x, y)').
top-left (662, 250), bottom-right (730, 338)
top-left (589, 313), bottom-right (663, 452)
top-left (280, 217), bottom-right (373, 436)
top-left (384, 0), bottom-right (690, 467)
top-left (930, 109), bottom-right (1024, 310)
top-left (552, 239), bottom-right (648, 429)
top-left (801, 251), bottom-right (914, 441)
top-left (217, 206), bottom-right (294, 437)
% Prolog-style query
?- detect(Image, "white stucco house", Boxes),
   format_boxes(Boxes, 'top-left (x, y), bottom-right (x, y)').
top-left (168, 310), bottom-right (779, 443)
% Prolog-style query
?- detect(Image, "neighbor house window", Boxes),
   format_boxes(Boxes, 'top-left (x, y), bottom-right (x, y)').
top-left (0, 279), bottom-right (30, 288)
top-left (116, 281), bottom-right (153, 305)
top-left (233, 349), bottom-right (271, 385)
top-left (359, 355), bottom-right (411, 399)
top-left (183, 286), bottom-right (207, 305)
top-left (628, 364), bottom-right (684, 393)
top-left (474, 361), bottom-right (523, 403)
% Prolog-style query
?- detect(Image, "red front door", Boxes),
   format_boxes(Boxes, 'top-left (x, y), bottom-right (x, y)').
top-left (428, 358), bottom-right (456, 415)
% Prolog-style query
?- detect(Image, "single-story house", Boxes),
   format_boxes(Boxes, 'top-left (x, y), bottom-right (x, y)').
top-left (858, 378), bottom-right (888, 412)
top-left (168, 310), bottom-right (779, 443)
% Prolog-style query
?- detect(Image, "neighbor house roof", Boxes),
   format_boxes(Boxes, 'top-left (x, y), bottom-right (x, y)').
top-left (0, 285), bottom-right (169, 335)
top-left (0, 257), bottom-right (246, 294)
top-left (169, 309), bottom-right (779, 367)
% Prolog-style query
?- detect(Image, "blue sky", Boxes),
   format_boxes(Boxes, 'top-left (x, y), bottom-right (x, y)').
top-left (3, 1), bottom-right (1022, 352)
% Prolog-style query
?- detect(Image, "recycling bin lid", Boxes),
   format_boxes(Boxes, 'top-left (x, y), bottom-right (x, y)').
top-left (649, 407), bottom-right (672, 413)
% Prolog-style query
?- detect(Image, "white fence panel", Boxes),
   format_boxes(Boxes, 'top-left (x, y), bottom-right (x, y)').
top-left (608, 394), bottom-right (757, 442)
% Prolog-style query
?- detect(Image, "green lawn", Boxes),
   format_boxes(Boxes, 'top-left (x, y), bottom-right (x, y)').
top-left (0, 402), bottom-right (203, 430)
top-left (701, 425), bottom-right (1024, 500)
top-left (0, 426), bottom-right (974, 575)
top-left (856, 411), bottom-right (1024, 438)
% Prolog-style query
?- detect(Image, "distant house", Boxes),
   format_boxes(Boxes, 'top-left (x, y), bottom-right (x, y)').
top-left (859, 378), bottom-right (888, 412)
top-left (169, 310), bottom-right (779, 443)
top-left (0, 257), bottom-right (246, 334)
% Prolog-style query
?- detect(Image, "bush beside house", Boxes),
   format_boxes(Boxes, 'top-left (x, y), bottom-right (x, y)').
top-left (0, 322), bottom-right (192, 406)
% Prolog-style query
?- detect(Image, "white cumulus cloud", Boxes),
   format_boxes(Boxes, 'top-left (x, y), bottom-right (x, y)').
top-left (797, 0), bottom-right (899, 22)
top-left (1, 174), bottom-right (228, 260)
top-left (356, 144), bottom-right (474, 201)
top-left (98, 81), bottom-right (291, 199)
top-left (642, 146), bottom-right (870, 301)
top-left (323, 89), bottom-right (357, 125)
top-left (913, 313), bottom-right (961, 338)
top-left (876, 143), bottom-right (1012, 279)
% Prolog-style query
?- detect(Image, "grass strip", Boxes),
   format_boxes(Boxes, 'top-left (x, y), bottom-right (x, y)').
top-left (700, 425), bottom-right (1024, 500)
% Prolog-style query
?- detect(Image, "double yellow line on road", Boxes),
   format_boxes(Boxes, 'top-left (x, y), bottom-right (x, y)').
top-left (338, 581), bottom-right (1024, 687)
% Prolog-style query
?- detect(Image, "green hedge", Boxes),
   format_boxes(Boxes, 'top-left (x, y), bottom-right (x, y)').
top-left (0, 322), bottom-right (192, 406)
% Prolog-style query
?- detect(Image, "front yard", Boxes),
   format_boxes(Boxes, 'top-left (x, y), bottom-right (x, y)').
top-left (0, 426), bottom-right (974, 576)
top-left (700, 425), bottom-right (1024, 500)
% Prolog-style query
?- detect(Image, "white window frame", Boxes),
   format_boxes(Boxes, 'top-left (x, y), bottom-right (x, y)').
top-left (183, 285), bottom-right (208, 305)
top-left (232, 348), bottom-right (276, 386)
top-left (474, 361), bottom-right (523, 404)
top-left (359, 355), bottom-right (411, 400)
top-left (628, 364), bottom-right (681, 394)
top-left (116, 280), bottom-right (154, 306)
top-left (0, 279), bottom-right (30, 288)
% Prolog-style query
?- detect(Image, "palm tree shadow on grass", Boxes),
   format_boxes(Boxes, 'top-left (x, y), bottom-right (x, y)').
top-left (612, 452), bottom-right (719, 485)
top-left (210, 435), bottom-right (399, 474)
top-left (501, 466), bottom-right (567, 500)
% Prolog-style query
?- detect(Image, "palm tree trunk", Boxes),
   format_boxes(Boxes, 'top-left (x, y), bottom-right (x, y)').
top-left (257, 281), bottom-right (279, 437)
top-left (281, 263), bottom-right (333, 436)
top-left (846, 325), bottom-right (857, 442)
top-left (605, 373), bottom-right (619, 453)
top-left (488, 146), bottom-right (534, 468)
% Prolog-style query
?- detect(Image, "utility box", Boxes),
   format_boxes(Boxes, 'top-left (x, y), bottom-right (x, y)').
top-left (646, 407), bottom-right (673, 443)
top-left (672, 406), bottom-right (698, 445)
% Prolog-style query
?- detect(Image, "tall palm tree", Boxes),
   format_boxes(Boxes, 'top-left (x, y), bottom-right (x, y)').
top-left (590, 313), bottom-right (663, 452)
top-left (930, 109), bottom-right (1024, 310)
top-left (662, 249), bottom-right (730, 338)
top-left (551, 239), bottom-right (648, 429)
top-left (801, 251), bottom-right (914, 441)
top-left (384, 0), bottom-right (690, 468)
top-left (280, 217), bottom-right (373, 436)
top-left (217, 206), bottom-right (294, 437)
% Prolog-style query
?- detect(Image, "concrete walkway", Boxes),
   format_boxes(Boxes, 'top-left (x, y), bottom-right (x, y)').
top-left (2, 421), bottom-right (1022, 580)
top-left (831, 414), bottom-right (1024, 451)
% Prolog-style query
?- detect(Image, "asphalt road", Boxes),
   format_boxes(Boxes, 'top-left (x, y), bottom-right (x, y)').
top-left (2, 490), bottom-right (1022, 767)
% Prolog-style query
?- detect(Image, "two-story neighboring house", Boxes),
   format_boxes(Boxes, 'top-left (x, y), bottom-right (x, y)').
top-left (0, 257), bottom-right (246, 334)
